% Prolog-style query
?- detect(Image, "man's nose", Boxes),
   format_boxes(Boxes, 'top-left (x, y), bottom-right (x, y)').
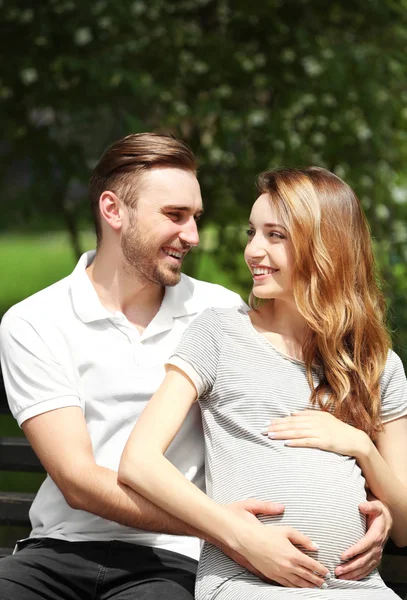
top-left (179, 218), bottom-right (200, 247)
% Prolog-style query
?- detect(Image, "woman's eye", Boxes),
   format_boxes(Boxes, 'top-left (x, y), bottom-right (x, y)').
top-left (245, 228), bottom-right (255, 237)
top-left (269, 232), bottom-right (285, 239)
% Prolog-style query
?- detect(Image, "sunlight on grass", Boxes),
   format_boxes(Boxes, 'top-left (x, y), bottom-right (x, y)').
top-left (0, 232), bottom-right (96, 315)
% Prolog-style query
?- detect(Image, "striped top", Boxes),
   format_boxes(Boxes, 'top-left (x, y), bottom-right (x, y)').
top-left (169, 307), bottom-right (407, 599)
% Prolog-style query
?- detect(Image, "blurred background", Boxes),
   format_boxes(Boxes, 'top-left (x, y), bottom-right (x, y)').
top-left (1, 0), bottom-right (406, 512)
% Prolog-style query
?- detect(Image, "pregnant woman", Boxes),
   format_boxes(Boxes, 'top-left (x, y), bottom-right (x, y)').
top-left (119, 167), bottom-right (407, 599)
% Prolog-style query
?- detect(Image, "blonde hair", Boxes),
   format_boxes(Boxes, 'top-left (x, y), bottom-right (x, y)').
top-left (256, 167), bottom-right (391, 439)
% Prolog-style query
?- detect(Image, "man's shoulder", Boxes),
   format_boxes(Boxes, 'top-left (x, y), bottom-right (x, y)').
top-left (1, 275), bottom-right (72, 328)
top-left (179, 273), bottom-right (247, 310)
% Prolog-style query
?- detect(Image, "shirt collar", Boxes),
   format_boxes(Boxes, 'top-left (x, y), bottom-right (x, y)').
top-left (70, 251), bottom-right (115, 323)
top-left (70, 251), bottom-right (203, 326)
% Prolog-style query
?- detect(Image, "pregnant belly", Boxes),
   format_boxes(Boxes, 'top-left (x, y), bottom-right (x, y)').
top-left (211, 444), bottom-right (367, 574)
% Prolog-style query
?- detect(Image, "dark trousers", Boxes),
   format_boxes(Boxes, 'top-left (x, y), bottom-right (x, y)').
top-left (0, 538), bottom-right (197, 600)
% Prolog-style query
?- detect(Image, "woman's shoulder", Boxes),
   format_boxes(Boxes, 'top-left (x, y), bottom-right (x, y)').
top-left (380, 349), bottom-right (407, 401)
top-left (382, 349), bottom-right (406, 382)
top-left (197, 305), bottom-right (248, 324)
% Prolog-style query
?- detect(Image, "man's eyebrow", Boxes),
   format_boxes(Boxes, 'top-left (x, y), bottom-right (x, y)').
top-left (248, 220), bottom-right (287, 230)
top-left (164, 205), bottom-right (204, 216)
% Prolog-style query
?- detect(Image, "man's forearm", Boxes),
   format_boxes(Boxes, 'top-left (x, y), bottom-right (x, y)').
top-left (65, 464), bottom-right (202, 537)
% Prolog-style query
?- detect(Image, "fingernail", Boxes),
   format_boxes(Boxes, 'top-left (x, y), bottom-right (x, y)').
top-left (264, 421), bottom-right (271, 426)
top-left (336, 568), bottom-right (343, 575)
top-left (325, 572), bottom-right (331, 580)
top-left (284, 440), bottom-right (292, 445)
top-left (312, 543), bottom-right (319, 550)
top-left (260, 428), bottom-right (269, 434)
top-left (321, 583), bottom-right (328, 589)
top-left (268, 432), bottom-right (276, 438)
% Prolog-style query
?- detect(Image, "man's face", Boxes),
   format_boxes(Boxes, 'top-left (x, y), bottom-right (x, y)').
top-left (121, 167), bottom-right (203, 287)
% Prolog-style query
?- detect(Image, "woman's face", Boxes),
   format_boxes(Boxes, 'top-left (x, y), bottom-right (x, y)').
top-left (244, 194), bottom-right (295, 301)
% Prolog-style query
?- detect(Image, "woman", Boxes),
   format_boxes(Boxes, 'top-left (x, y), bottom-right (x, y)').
top-left (119, 167), bottom-right (407, 599)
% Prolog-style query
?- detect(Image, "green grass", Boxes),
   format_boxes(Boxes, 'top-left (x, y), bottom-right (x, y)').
top-left (0, 231), bottom-right (96, 316)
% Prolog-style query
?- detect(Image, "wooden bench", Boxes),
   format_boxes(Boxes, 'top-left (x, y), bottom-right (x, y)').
top-left (0, 388), bottom-right (406, 597)
top-left (0, 386), bottom-right (45, 558)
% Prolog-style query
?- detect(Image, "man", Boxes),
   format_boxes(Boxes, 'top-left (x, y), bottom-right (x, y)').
top-left (0, 133), bottom-right (390, 599)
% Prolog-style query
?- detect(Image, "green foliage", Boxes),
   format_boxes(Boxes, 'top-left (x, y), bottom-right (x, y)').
top-left (0, 0), bottom-right (406, 357)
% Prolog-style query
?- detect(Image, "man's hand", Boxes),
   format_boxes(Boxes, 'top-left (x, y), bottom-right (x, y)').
top-left (335, 499), bottom-right (392, 580)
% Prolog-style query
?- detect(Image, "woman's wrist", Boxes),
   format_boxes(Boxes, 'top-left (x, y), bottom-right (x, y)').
top-left (353, 429), bottom-right (375, 462)
top-left (208, 506), bottom-right (253, 553)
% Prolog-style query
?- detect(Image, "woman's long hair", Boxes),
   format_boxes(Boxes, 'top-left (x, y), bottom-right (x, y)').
top-left (256, 167), bottom-right (391, 439)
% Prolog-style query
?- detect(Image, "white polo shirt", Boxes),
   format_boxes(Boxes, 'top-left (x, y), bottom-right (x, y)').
top-left (0, 250), bottom-right (246, 560)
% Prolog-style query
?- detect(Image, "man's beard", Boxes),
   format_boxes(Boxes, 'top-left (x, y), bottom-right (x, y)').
top-left (121, 222), bottom-right (184, 287)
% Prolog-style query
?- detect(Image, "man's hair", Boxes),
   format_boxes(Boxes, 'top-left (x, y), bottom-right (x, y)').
top-left (89, 132), bottom-right (198, 245)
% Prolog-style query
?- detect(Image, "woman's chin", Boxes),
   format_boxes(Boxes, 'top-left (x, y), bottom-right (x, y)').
top-left (252, 288), bottom-right (274, 300)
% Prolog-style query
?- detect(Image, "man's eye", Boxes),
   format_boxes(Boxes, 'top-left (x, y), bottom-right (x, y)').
top-left (168, 212), bottom-right (182, 221)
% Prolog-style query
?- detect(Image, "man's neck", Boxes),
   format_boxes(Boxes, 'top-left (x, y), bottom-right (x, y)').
top-left (86, 247), bottom-right (165, 332)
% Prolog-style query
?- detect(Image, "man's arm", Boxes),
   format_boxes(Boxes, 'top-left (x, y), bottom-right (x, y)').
top-left (23, 405), bottom-right (284, 552)
top-left (23, 406), bottom-right (199, 534)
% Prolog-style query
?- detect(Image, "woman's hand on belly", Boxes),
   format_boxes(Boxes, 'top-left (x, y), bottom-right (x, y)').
top-left (263, 409), bottom-right (371, 458)
top-left (232, 520), bottom-right (331, 589)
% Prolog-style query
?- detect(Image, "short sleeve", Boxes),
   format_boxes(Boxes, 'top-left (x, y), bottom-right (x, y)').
top-left (380, 350), bottom-right (407, 424)
top-left (0, 311), bottom-right (81, 427)
top-left (167, 308), bottom-right (223, 398)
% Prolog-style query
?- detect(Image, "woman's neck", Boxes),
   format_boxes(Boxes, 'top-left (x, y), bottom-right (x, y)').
top-left (250, 299), bottom-right (309, 361)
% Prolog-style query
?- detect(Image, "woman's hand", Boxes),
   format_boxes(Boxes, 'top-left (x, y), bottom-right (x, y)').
top-left (232, 519), bottom-right (331, 588)
top-left (262, 409), bottom-right (372, 459)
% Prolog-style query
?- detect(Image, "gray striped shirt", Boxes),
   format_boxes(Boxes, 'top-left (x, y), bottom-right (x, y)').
top-left (169, 307), bottom-right (406, 599)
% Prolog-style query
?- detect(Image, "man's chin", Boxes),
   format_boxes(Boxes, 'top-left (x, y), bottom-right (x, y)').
top-left (157, 267), bottom-right (182, 287)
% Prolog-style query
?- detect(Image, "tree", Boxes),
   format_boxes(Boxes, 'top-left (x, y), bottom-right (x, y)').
top-left (1, 0), bottom-right (406, 356)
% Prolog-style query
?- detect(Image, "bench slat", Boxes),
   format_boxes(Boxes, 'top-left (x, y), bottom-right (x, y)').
top-left (0, 491), bottom-right (36, 526)
top-left (0, 437), bottom-right (44, 472)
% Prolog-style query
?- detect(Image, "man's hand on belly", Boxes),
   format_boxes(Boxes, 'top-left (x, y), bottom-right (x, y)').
top-left (335, 499), bottom-right (391, 580)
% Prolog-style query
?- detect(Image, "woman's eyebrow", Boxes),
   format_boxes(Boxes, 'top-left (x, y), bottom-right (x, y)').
top-left (248, 220), bottom-right (287, 231)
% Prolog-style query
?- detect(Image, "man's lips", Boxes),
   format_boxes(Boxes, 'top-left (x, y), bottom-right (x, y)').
top-left (162, 246), bottom-right (186, 260)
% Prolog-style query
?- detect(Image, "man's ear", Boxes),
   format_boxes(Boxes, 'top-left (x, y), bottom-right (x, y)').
top-left (99, 191), bottom-right (123, 232)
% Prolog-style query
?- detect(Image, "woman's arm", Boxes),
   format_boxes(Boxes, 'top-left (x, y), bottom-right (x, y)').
top-left (361, 416), bottom-right (407, 546)
top-left (119, 366), bottom-right (330, 588)
top-left (265, 411), bottom-right (407, 546)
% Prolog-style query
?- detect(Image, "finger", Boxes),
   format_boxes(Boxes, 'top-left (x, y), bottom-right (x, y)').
top-left (275, 576), bottom-right (295, 588)
top-left (341, 528), bottom-right (379, 560)
top-left (336, 561), bottom-right (377, 581)
top-left (263, 429), bottom-right (312, 440)
top-left (295, 567), bottom-right (328, 588)
top-left (269, 416), bottom-right (305, 426)
top-left (287, 529), bottom-right (319, 552)
top-left (283, 438), bottom-right (320, 448)
top-left (359, 500), bottom-right (383, 515)
top-left (268, 419), bottom-right (309, 430)
top-left (240, 499), bottom-right (285, 515)
top-left (298, 553), bottom-right (330, 579)
top-left (335, 550), bottom-right (372, 576)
